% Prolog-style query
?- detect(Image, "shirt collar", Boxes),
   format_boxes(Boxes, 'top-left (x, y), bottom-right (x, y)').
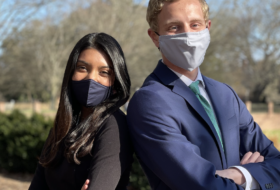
top-left (168, 66), bottom-right (205, 88)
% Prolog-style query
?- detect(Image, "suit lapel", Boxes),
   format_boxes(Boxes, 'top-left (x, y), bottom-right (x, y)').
top-left (203, 76), bottom-right (237, 167)
top-left (154, 62), bottom-right (226, 168)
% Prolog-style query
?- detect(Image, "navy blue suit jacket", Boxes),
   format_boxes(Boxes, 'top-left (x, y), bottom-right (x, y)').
top-left (127, 61), bottom-right (280, 190)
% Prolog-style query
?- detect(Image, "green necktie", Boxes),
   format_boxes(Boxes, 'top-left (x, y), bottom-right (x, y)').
top-left (189, 80), bottom-right (224, 150)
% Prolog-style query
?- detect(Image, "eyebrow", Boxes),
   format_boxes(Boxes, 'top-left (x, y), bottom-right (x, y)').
top-left (98, 66), bottom-right (111, 69)
top-left (77, 60), bottom-right (90, 65)
top-left (190, 19), bottom-right (205, 23)
top-left (163, 20), bottom-right (182, 27)
top-left (77, 60), bottom-right (113, 69)
top-left (163, 18), bottom-right (205, 27)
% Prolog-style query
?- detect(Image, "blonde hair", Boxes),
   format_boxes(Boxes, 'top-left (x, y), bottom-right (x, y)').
top-left (146, 0), bottom-right (209, 32)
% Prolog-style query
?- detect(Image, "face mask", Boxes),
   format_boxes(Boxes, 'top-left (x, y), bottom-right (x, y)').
top-left (71, 79), bottom-right (111, 107)
top-left (158, 28), bottom-right (210, 71)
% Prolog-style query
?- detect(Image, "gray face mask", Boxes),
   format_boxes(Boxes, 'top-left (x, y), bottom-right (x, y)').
top-left (158, 28), bottom-right (210, 71)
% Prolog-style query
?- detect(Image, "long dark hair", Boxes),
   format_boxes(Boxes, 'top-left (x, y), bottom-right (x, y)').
top-left (40, 33), bottom-right (131, 167)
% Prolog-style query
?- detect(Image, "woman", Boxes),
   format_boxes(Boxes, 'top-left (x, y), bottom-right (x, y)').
top-left (29, 33), bottom-right (133, 190)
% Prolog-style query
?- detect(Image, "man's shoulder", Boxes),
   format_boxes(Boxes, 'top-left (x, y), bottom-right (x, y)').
top-left (203, 75), bottom-right (236, 93)
top-left (142, 72), bottom-right (161, 87)
top-left (138, 73), bottom-right (171, 94)
top-left (202, 75), bottom-right (225, 86)
top-left (128, 73), bottom-right (174, 111)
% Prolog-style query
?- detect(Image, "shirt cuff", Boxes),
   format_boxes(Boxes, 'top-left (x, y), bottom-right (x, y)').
top-left (230, 166), bottom-right (260, 190)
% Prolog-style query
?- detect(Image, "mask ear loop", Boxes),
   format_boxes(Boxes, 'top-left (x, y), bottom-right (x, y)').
top-left (154, 31), bottom-right (160, 50)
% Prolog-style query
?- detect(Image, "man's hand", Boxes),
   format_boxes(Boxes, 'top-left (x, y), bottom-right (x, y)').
top-left (215, 152), bottom-right (264, 185)
top-left (215, 168), bottom-right (246, 185)
top-left (81, 179), bottom-right (90, 190)
top-left (240, 151), bottom-right (264, 165)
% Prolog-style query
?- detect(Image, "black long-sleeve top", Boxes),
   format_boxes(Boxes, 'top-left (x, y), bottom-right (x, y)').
top-left (29, 109), bottom-right (133, 190)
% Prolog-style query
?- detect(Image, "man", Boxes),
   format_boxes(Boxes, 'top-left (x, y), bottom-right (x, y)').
top-left (127, 0), bottom-right (280, 189)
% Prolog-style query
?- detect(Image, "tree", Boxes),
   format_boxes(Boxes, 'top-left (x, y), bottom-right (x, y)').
top-left (0, 0), bottom-right (59, 102)
top-left (201, 0), bottom-right (280, 102)
top-left (0, 0), bottom-right (159, 104)
top-left (1, 0), bottom-right (280, 105)
top-left (0, 0), bottom-right (56, 42)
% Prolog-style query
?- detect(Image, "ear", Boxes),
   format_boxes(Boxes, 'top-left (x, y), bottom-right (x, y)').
top-left (148, 28), bottom-right (160, 48)
top-left (206, 20), bottom-right (212, 31)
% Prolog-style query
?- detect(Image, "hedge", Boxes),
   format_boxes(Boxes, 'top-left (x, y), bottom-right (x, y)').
top-left (0, 110), bottom-right (53, 172)
top-left (0, 110), bottom-right (150, 190)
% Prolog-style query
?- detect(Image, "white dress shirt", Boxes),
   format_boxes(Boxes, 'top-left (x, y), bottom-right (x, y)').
top-left (168, 66), bottom-right (260, 190)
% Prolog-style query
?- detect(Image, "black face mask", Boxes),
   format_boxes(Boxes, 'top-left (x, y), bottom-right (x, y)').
top-left (71, 79), bottom-right (111, 107)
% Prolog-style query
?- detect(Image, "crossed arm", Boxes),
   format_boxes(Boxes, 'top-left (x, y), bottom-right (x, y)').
top-left (80, 152), bottom-right (264, 190)
top-left (216, 152), bottom-right (264, 185)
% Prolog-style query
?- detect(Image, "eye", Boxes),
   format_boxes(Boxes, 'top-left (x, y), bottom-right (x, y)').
top-left (100, 70), bottom-right (111, 76)
top-left (76, 66), bottom-right (87, 71)
top-left (191, 22), bottom-right (202, 28)
top-left (169, 25), bottom-right (179, 31)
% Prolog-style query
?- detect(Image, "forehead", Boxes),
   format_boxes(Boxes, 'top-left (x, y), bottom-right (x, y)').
top-left (78, 48), bottom-right (112, 67)
top-left (158, 0), bottom-right (204, 25)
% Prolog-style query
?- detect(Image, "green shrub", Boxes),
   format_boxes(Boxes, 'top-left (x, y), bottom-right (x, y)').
top-left (0, 110), bottom-right (150, 190)
top-left (129, 154), bottom-right (151, 190)
top-left (0, 110), bottom-right (53, 172)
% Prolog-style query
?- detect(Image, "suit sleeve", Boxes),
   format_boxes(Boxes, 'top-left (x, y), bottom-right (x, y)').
top-left (230, 87), bottom-right (280, 190)
top-left (87, 111), bottom-right (133, 190)
top-left (127, 89), bottom-right (244, 190)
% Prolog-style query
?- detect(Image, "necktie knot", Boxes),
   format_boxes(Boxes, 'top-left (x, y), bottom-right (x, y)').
top-left (189, 80), bottom-right (200, 95)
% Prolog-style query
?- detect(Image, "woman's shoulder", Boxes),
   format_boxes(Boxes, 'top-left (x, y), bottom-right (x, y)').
top-left (94, 109), bottom-right (132, 152)
top-left (105, 109), bottom-right (127, 127)
top-left (97, 109), bottom-right (128, 137)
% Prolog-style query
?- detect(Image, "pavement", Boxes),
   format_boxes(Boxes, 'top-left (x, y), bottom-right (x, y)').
top-left (0, 173), bottom-right (32, 190)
